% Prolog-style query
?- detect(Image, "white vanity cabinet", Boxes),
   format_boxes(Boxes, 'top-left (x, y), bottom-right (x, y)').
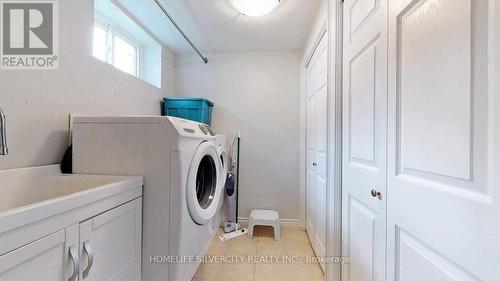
top-left (0, 198), bottom-right (142, 281)
top-left (0, 167), bottom-right (143, 281)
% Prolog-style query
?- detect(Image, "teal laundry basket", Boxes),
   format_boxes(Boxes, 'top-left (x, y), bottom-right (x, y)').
top-left (162, 97), bottom-right (214, 125)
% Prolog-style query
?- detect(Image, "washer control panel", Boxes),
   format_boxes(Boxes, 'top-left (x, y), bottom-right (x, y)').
top-left (198, 124), bottom-right (216, 136)
top-left (168, 116), bottom-right (216, 138)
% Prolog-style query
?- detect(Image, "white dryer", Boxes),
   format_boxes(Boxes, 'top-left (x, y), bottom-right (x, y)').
top-left (215, 134), bottom-right (228, 191)
top-left (212, 134), bottom-right (228, 230)
top-left (73, 116), bottom-right (224, 281)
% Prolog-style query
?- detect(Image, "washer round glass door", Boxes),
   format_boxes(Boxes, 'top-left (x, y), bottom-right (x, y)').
top-left (186, 142), bottom-right (223, 225)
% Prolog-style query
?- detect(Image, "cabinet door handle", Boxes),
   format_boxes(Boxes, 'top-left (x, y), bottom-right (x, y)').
top-left (82, 241), bottom-right (94, 279)
top-left (312, 162), bottom-right (318, 167)
top-left (68, 245), bottom-right (79, 281)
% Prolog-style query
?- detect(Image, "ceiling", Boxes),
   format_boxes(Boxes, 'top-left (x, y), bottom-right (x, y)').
top-left (116, 0), bottom-right (323, 55)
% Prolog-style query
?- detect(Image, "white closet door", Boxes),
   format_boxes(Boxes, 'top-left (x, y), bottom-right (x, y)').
top-left (306, 79), bottom-right (316, 242)
top-left (306, 33), bottom-right (328, 269)
top-left (341, 0), bottom-right (388, 280)
top-left (387, 1), bottom-right (500, 280)
top-left (313, 34), bottom-right (328, 266)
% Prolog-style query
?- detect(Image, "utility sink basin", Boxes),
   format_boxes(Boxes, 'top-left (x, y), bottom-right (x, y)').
top-left (0, 165), bottom-right (143, 234)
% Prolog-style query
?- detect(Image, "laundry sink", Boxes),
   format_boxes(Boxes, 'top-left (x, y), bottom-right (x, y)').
top-left (0, 165), bottom-right (143, 233)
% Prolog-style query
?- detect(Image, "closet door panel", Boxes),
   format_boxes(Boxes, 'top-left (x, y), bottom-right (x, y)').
top-left (314, 63), bottom-right (328, 267)
top-left (305, 32), bottom-right (328, 271)
top-left (306, 94), bottom-right (316, 239)
top-left (387, 0), bottom-right (500, 280)
top-left (342, 0), bottom-right (388, 280)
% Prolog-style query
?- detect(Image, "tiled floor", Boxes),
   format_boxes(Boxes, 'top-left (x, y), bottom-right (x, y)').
top-left (193, 227), bottom-right (325, 281)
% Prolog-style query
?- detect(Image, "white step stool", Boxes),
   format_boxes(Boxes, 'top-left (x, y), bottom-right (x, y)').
top-left (248, 209), bottom-right (281, 240)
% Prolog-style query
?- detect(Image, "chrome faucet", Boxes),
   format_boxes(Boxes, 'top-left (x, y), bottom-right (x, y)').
top-left (0, 107), bottom-right (7, 155)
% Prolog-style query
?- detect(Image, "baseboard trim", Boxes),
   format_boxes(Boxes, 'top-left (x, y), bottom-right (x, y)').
top-left (220, 217), bottom-right (304, 229)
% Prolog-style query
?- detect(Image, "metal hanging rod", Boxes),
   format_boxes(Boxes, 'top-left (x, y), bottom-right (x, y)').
top-left (153, 0), bottom-right (208, 64)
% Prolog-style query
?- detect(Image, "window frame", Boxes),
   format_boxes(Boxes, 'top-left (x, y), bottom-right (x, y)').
top-left (93, 13), bottom-right (142, 77)
top-left (92, 20), bottom-right (111, 63)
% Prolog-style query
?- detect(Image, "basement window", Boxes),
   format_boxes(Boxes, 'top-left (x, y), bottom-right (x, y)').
top-left (93, 17), bottom-right (140, 77)
top-left (92, 0), bottom-right (162, 88)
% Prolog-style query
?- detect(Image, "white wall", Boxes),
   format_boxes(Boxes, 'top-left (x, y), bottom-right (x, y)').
top-left (0, 0), bottom-right (175, 170)
top-left (303, 0), bottom-right (328, 62)
top-left (162, 47), bottom-right (177, 97)
top-left (176, 52), bottom-right (302, 223)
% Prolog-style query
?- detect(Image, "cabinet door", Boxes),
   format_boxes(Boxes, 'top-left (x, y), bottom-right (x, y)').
top-left (0, 225), bottom-right (80, 281)
top-left (79, 199), bottom-right (142, 281)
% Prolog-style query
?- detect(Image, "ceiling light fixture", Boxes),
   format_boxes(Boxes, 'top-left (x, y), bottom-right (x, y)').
top-left (229, 0), bottom-right (280, 17)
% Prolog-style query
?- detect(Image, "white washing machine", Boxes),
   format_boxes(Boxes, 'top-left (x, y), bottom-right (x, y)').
top-left (72, 116), bottom-right (224, 281)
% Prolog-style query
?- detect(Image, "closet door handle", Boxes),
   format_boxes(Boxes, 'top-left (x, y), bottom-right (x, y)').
top-left (312, 162), bottom-right (318, 167)
top-left (68, 245), bottom-right (79, 281)
top-left (82, 241), bottom-right (94, 279)
top-left (371, 189), bottom-right (382, 199)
